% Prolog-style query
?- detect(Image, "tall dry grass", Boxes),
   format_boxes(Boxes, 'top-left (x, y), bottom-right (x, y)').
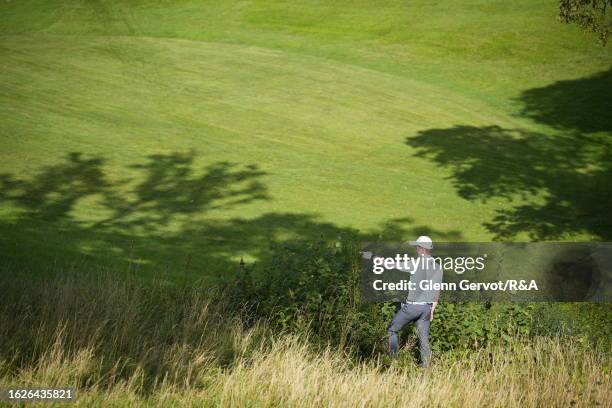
top-left (0, 273), bottom-right (609, 407)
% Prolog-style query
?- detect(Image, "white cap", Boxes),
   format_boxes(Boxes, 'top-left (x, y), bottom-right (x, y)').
top-left (409, 235), bottom-right (433, 250)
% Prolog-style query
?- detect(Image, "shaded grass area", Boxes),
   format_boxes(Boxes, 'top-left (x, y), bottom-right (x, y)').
top-left (0, 146), bottom-right (462, 279)
top-left (0, 274), bottom-right (609, 407)
top-left (407, 124), bottom-right (612, 240)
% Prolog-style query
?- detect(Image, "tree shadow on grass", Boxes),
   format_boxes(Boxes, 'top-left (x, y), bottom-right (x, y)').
top-left (0, 151), bottom-right (462, 278)
top-left (407, 69), bottom-right (612, 241)
top-left (0, 151), bottom-right (269, 276)
top-left (518, 68), bottom-right (612, 134)
top-left (406, 125), bottom-right (611, 240)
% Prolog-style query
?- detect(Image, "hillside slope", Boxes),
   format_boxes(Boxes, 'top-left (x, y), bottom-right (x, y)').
top-left (1, 0), bottom-right (610, 275)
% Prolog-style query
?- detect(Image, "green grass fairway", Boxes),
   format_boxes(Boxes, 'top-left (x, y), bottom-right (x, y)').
top-left (1, 1), bottom-right (610, 278)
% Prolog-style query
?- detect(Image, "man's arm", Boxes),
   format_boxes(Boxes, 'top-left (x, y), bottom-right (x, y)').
top-left (430, 295), bottom-right (439, 321)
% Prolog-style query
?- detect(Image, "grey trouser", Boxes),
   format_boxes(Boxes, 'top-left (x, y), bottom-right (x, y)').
top-left (387, 303), bottom-right (432, 367)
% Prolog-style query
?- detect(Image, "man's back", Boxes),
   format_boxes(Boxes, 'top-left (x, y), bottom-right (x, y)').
top-left (406, 256), bottom-right (443, 303)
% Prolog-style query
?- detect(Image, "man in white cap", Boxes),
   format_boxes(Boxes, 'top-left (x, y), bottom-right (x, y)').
top-left (387, 236), bottom-right (442, 367)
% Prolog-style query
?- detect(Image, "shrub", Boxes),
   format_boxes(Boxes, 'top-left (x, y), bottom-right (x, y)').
top-left (224, 235), bottom-right (601, 356)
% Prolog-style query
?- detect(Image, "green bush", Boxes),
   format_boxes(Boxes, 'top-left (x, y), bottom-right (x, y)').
top-left (224, 235), bottom-right (554, 356)
top-left (429, 302), bottom-right (535, 352)
top-left (225, 235), bottom-right (369, 349)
